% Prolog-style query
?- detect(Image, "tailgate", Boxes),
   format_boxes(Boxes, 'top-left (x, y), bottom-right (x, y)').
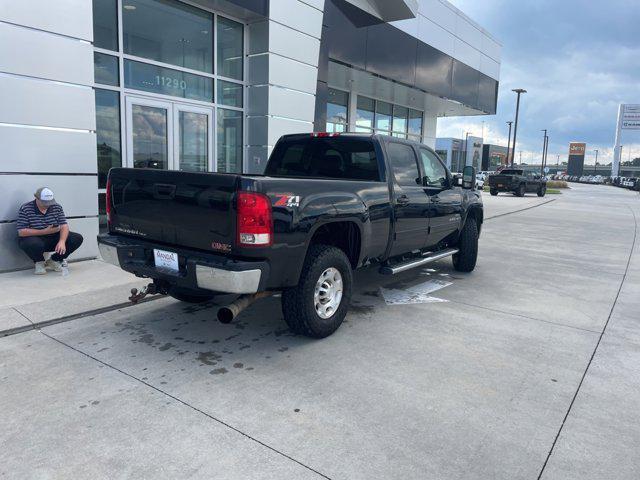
top-left (108, 168), bottom-right (240, 252)
top-left (489, 175), bottom-right (513, 186)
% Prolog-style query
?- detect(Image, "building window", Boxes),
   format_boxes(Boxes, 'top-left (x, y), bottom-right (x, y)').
top-left (375, 101), bottom-right (392, 135)
top-left (93, 0), bottom-right (246, 177)
top-left (95, 89), bottom-right (121, 188)
top-left (122, 0), bottom-right (214, 73)
top-left (93, 0), bottom-right (118, 51)
top-left (123, 60), bottom-right (214, 102)
top-left (94, 52), bottom-right (119, 86)
top-left (217, 16), bottom-right (244, 80)
top-left (217, 80), bottom-right (243, 107)
top-left (327, 88), bottom-right (349, 133)
top-left (217, 108), bottom-right (242, 173)
top-left (356, 96), bottom-right (374, 133)
top-left (408, 109), bottom-right (423, 141)
top-left (392, 105), bottom-right (408, 138)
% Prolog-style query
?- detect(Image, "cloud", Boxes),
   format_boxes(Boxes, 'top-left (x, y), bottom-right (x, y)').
top-left (437, 0), bottom-right (640, 165)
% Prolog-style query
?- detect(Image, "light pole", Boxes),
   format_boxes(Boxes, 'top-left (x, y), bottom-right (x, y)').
top-left (540, 129), bottom-right (548, 177)
top-left (464, 131), bottom-right (473, 169)
top-left (511, 88), bottom-right (527, 167)
top-left (593, 149), bottom-right (599, 175)
top-left (506, 121), bottom-right (513, 166)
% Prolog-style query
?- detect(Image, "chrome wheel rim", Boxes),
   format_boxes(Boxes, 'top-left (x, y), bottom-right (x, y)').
top-left (314, 267), bottom-right (343, 319)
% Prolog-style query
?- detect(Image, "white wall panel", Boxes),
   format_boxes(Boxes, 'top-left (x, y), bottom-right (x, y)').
top-left (0, 0), bottom-right (93, 41)
top-left (0, 175), bottom-right (97, 222)
top-left (247, 116), bottom-right (313, 146)
top-left (0, 75), bottom-right (95, 130)
top-left (480, 56), bottom-right (500, 80)
top-left (270, 0), bottom-right (323, 39)
top-left (0, 22), bottom-right (93, 86)
top-left (268, 21), bottom-right (320, 67)
top-left (268, 86), bottom-right (316, 122)
top-left (453, 38), bottom-right (481, 71)
top-left (269, 55), bottom-right (318, 94)
top-left (481, 35), bottom-right (502, 63)
top-left (0, 126), bottom-right (96, 174)
top-left (454, 13), bottom-right (483, 51)
top-left (418, 0), bottom-right (457, 33)
top-left (300, 0), bottom-right (325, 10)
top-left (0, 217), bottom-right (98, 271)
top-left (417, 15), bottom-right (455, 57)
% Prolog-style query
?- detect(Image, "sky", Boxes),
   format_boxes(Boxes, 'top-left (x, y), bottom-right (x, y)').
top-left (438, 0), bottom-right (640, 166)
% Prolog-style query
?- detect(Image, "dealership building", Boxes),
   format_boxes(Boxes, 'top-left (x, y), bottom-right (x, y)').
top-left (0, 0), bottom-right (501, 271)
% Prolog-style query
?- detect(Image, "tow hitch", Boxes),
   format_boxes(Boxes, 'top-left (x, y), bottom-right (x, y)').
top-left (129, 281), bottom-right (164, 304)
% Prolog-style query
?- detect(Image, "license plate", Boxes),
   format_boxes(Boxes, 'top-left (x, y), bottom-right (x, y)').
top-left (153, 248), bottom-right (179, 273)
top-left (498, 184), bottom-right (503, 187)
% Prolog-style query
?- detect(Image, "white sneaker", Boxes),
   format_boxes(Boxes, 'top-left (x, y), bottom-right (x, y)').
top-left (46, 259), bottom-right (63, 272)
top-left (34, 261), bottom-right (47, 275)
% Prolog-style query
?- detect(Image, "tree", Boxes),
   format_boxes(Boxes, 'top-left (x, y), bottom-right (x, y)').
top-left (621, 157), bottom-right (640, 167)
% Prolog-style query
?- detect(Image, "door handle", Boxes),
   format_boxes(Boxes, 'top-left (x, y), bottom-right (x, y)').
top-left (396, 194), bottom-right (410, 206)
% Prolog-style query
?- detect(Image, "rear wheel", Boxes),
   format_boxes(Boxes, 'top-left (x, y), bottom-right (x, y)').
top-left (282, 244), bottom-right (352, 338)
top-left (453, 217), bottom-right (478, 272)
top-left (537, 185), bottom-right (547, 197)
top-left (490, 189), bottom-right (498, 196)
top-left (168, 288), bottom-right (215, 304)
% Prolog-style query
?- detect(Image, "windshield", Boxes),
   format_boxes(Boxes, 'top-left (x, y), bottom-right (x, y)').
top-left (265, 137), bottom-right (381, 181)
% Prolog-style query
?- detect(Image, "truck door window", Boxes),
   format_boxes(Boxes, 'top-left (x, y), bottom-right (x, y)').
top-left (387, 142), bottom-right (420, 187)
top-left (419, 148), bottom-right (448, 188)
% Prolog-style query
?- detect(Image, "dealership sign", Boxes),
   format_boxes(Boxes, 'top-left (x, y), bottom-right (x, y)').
top-left (569, 142), bottom-right (586, 156)
top-left (621, 104), bottom-right (640, 129)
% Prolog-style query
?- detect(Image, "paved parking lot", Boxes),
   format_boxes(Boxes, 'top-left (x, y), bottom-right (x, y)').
top-left (1, 184), bottom-right (639, 479)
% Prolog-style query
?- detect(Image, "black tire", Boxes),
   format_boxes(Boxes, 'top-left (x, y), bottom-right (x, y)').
top-left (282, 244), bottom-right (353, 338)
top-left (515, 183), bottom-right (526, 197)
top-left (490, 189), bottom-right (498, 196)
top-left (453, 217), bottom-right (478, 272)
top-left (537, 185), bottom-right (546, 197)
top-left (168, 288), bottom-right (215, 303)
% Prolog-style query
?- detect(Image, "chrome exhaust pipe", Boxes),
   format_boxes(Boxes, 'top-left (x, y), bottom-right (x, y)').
top-left (217, 292), bottom-right (273, 324)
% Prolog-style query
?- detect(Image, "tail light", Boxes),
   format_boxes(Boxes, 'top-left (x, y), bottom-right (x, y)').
top-left (311, 132), bottom-right (340, 137)
top-left (105, 178), bottom-right (112, 226)
top-left (237, 191), bottom-right (273, 247)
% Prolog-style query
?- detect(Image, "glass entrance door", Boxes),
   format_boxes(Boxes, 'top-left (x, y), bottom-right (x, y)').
top-left (125, 96), bottom-right (214, 171)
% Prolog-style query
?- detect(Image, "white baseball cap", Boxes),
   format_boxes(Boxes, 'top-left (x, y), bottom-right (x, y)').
top-left (34, 187), bottom-right (56, 207)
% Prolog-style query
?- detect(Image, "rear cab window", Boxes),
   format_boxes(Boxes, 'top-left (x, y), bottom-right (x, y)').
top-left (265, 136), bottom-right (382, 181)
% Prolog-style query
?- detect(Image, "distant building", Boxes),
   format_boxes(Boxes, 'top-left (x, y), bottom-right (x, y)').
top-left (436, 136), bottom-right (483, 172)
top-left (482, 144), bottom-right (509, 171)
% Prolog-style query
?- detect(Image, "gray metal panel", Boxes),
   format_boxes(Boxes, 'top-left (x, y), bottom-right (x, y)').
top-left (0, 126), bottom-right (96, 174)
top-left (0, 0), bottom-right (93, 41)
top-left (0, 22), bottom-right (93, 86)
top-left (268, 21), bottom-right (320, 66)
top-left (268, 54), bottom-right (319, 94)
top-left (451, 60), bottom-right (479, 109)
top-left (0, 75), bottom-right (96, 130)
top-left (415, 42), bottom-right (453, 99)
top-left (268, 86), bottom-right (316, 122)
top-left (0, 174), bottom-right (98, 222)
top-left (0, 217), bottom-right (98, 272)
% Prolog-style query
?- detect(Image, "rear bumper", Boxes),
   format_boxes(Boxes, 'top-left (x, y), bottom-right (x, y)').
top-left (98, 234), bottom-right (269, 295)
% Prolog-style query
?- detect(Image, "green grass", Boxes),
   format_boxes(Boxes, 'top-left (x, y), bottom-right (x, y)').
top-left (482, 186), bottom-right (562, 195)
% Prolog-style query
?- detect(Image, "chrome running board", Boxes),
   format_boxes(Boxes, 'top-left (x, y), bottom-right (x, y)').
top-left (379, 248), bottom-right (459, 275)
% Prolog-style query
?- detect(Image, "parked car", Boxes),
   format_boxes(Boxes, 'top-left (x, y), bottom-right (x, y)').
top-left (488, 169), bottom-right (547, 197)
top-left (98, 133), bottom-right (484, 338)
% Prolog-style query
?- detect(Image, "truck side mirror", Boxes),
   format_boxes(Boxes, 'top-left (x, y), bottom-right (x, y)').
top-left (462, 166), bottom-right (476, 189)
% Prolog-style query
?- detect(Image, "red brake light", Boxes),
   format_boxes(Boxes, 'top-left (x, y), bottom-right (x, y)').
top-left (311, 132), bottom-right (340, 137)
top-left (105, 178), bottom-right (112, 225)
top-left (237, 192), bottom-right (273, 247)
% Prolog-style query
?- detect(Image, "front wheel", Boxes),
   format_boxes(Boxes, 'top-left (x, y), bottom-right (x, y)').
top-left (282, 244), bottom-right (353, 338)
top-left (490, 189), bottom-right (498, 196)
top-left (453, 217), bottom-right (478, 272)
top-left (537, 185), bottom-right (547, 197)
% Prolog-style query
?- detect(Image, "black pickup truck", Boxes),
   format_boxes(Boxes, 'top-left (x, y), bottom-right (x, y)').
top-left (98, 133), bottom-right (483, 338)
top-left (488, 169), bottom-right (547, 197)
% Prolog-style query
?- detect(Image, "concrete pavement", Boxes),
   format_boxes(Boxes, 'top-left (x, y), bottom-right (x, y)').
top-left (0, 184), bottom-right (638, 479)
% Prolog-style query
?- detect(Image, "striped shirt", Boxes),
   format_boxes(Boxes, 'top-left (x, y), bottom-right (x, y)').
top-left (16, 200), bottom-right (67, 231)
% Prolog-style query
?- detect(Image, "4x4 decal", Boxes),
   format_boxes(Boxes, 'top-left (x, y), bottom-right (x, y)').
top-left (273, 194), bottom-right (301, 207)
